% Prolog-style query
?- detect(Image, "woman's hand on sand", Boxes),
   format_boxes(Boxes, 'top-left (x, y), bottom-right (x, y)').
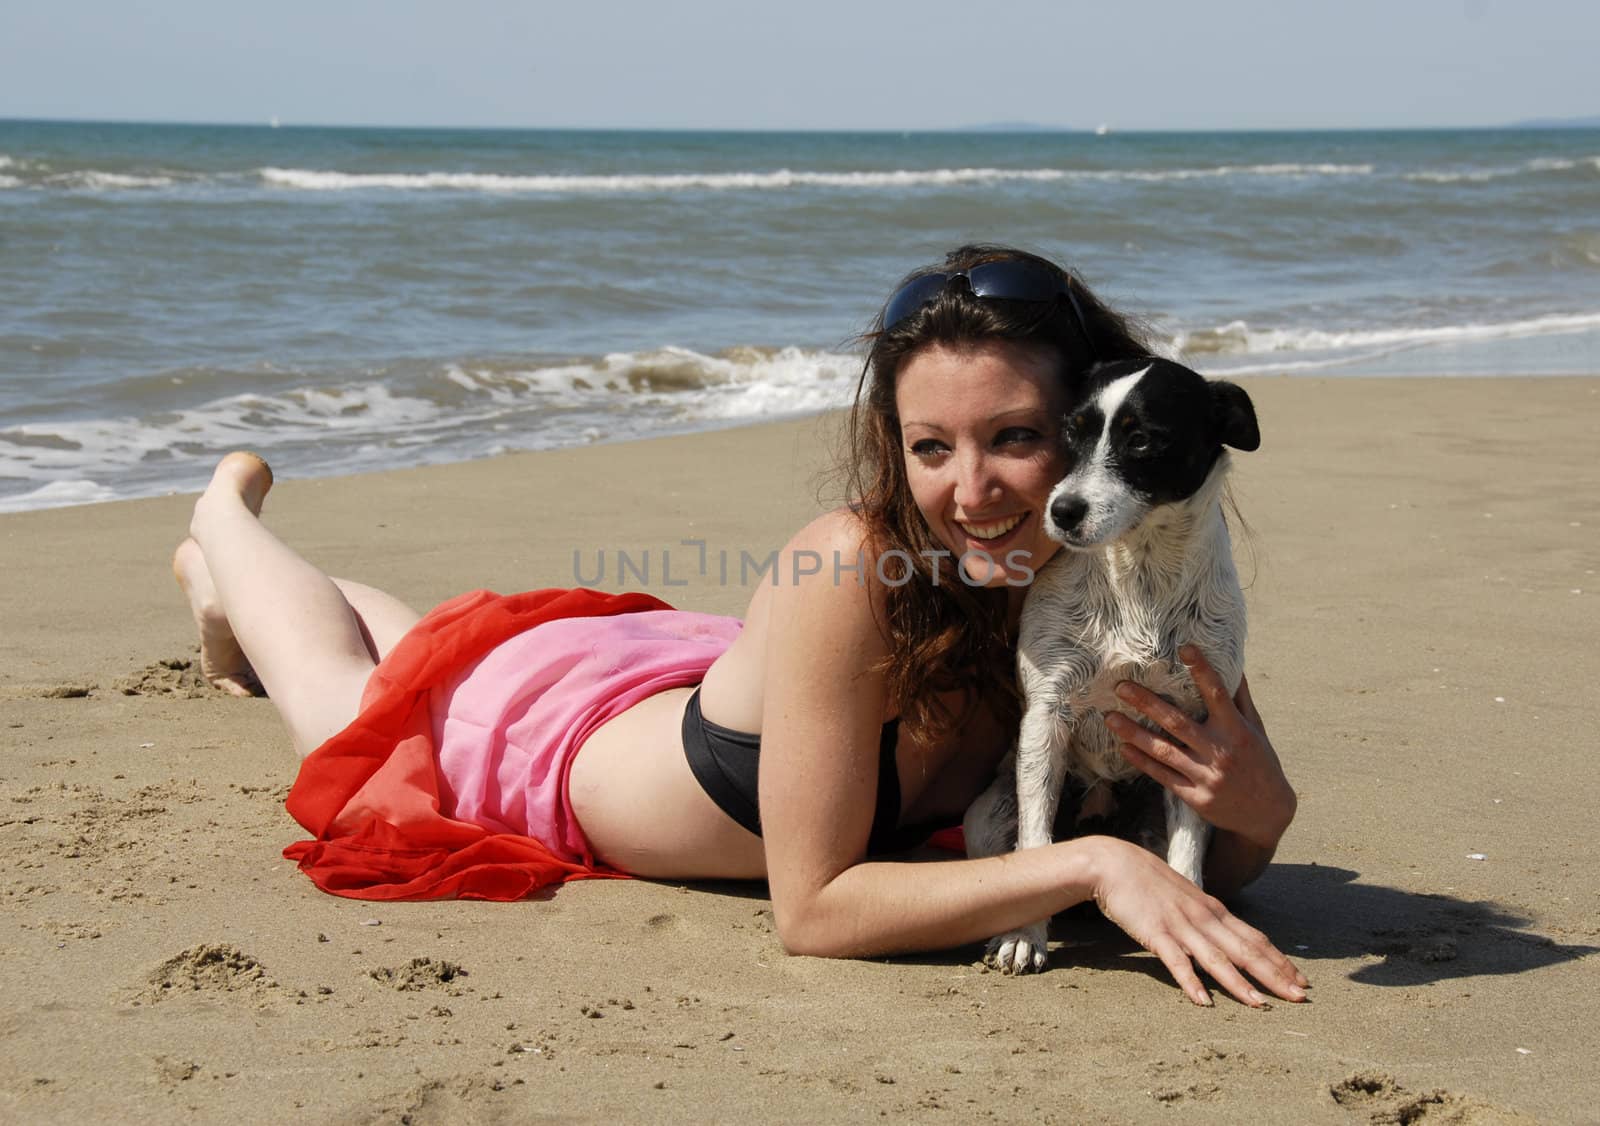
top-left (1104, 648), bottom-right (1296, 850)
top-left (1086, 835), bottom-right (1308, 1007)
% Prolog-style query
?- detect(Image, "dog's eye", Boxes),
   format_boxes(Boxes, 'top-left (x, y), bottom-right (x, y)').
top-left (1124, 430), bottom-right (1152, 454)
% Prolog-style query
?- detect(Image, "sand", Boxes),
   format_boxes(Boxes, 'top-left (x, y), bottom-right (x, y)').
top-left (2, 375), bottom-right (1597, 1124)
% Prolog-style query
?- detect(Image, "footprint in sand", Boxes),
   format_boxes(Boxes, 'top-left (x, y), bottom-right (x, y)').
top-left (1330, 1071), bottom-right (1535, 1124)
top-left (368, 957), bottom-right (469, 993)
top-left (141, 943), bottom-right (277, 1002)
top-left (114, 656), bottom-right (218, 699)
top-left (39, 683), bottom-right (93, 698)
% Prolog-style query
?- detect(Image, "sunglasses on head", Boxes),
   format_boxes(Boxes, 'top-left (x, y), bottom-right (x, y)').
top-left (881, 259), bottom-right (1095, 358)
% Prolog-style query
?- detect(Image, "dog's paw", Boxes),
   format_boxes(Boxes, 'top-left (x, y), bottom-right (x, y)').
top-left (984, 925), bottom-right (1049, 974)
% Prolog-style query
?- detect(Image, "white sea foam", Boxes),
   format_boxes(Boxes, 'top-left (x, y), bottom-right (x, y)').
top-left (446, 346), bottom-right (860, 418)
top-left (1102, 162), bottom-right (1373, 182)
top-left (0, 479), bottom-right (119, 514)
top-left (1174, 310), bottom-right (1600, 357)
top-left (0, 158), bottom-right (1387, 197)
top-left (1402, 155), bottom-right (1598, 183)
top-left (0, 175), bottom-right (21, 190)
top-left (258, 162), bottom-right (1374, 195)
top-left (0, 346), bottom-right (860, 511)
top-left (53, 170), bottom-right (178, 190)
top-left (9, 152), bottom-right (1591, 196)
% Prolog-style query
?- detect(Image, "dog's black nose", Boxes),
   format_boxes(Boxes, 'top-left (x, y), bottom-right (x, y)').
top-left (1051, 495), bottom-right (1088, 532)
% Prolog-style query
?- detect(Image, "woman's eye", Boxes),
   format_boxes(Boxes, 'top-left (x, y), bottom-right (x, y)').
top-left (909, 439), bottom-right (948, 457)
top-left (995, 427), bottom-right (1041, 447)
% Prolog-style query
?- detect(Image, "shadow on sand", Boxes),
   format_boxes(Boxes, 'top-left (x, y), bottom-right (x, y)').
top-left (1228, 862), bottom-right (1597, 986)
top-left (879, 862), bottom-right (1597, 988)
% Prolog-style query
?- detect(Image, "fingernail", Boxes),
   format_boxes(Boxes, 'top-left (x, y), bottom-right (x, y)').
top-left (1249, 989), bottom-right (1266, 1006)
top-left (1289, 985), bottom-right (1307, 1000)
top-left (1115, 683), bottom-right (1136, 701)
top-left (1179, 645), bottom-right (1197, 661)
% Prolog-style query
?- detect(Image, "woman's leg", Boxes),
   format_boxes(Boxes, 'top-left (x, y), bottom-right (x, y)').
top-left (176, 547), bottom-right (423, 690)
top-left (330, 578), bottom-right (423, 663)
top-left (179, 452), bottom-right (420, 757)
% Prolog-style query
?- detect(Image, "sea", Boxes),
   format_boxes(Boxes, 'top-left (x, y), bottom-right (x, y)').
top-left (2, 119), bottom-right (1597, 513)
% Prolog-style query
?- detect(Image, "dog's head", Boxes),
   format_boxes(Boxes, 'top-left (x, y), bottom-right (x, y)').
top-left (1044, 358), bottom-right (1259, 549)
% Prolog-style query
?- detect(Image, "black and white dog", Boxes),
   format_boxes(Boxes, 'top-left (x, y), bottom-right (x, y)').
top-left (964, 357), bottom-right (1260, 974)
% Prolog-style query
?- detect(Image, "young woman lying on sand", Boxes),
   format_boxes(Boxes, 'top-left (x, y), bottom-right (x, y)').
top-left (174, 244), bottom-right (1305, 1008)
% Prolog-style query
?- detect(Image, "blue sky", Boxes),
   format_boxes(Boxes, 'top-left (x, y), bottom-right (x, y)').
top-left (1, 0), bottom-right (1594, 131)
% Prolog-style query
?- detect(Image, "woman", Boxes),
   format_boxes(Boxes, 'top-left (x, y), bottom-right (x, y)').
top-left (175, 245), bottom-right (1305, 1008)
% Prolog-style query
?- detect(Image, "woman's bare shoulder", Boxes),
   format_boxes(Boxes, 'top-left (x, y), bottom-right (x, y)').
top-left (782, 507), bottom-right (875, 559)
top-left (710, 509), bottom-right (890, 732)
top-left (731, 508), bottom-right (889, 665)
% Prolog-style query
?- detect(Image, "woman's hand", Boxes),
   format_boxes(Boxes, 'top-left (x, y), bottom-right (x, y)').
top-left (1087, 835), bottom-right (1308, 1006)
top-left (1103, 647), bottom-right (1296, 851)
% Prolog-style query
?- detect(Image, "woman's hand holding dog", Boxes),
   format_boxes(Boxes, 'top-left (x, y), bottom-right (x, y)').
top-left (1104, 647), bottom-right (1297, 851)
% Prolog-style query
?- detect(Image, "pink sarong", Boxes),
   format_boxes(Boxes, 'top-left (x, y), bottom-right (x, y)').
top-left (283, 588), bottom-right (741, 901)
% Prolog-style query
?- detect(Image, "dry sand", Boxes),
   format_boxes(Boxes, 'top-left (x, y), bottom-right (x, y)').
top-left (2, 375), bottom-right (1597, 1124)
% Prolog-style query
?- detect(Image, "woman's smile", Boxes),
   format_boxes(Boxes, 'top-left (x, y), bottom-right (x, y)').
top-left (957, 511), bottom-right (1027, 543)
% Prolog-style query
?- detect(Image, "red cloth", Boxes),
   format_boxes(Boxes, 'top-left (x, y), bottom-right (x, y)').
top-left (282, 587), bottom-right (672, 901)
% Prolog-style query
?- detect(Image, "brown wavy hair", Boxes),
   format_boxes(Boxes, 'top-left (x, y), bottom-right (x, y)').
top-left (844, 244), bottom-right (1154, 742)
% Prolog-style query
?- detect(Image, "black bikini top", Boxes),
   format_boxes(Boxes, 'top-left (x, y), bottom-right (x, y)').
top-left (681, 687), bottom-right (940, 855)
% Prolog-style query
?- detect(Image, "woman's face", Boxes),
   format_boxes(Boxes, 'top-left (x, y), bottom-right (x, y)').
top-left (895, 339), bottom-right (1068, 588)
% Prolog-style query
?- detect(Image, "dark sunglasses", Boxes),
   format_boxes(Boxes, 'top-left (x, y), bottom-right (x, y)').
top-left (881, 259), bottom-right (1094, 358)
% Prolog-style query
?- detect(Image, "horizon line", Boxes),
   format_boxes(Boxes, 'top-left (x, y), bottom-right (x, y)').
top-left (5, 113), bottom-right (1598, 135)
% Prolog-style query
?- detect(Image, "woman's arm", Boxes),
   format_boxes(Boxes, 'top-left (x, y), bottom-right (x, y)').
top-left (755, 517), bottom-right (1304, 1006)
top-left (781, 836), bottom-right (1304, 1007)
top-left (1104, 649), bottom-right (1297, 897)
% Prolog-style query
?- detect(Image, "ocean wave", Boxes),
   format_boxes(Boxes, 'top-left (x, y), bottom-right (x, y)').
top-left (56, 170), bottom-right (179, 190)
top-left (260, 166), bottom-right (1067, 193)
top-left (1403, 155), bottom-right (1600, 183)
top-left (1104, 162), bottom-right (1374, 182)
top-left (0, 158), bottom-right (1386, 197)
top-left (9, 153), bottom-right (1597, 197)
top-left (0, 167), bottom-right (183, 191)
top-left (257, 162), bottom-right (1375, 195)
top-left (1173, 311), bottom-right (1600, 356)
top-left (0, 479), bottom-right (119, 514)
top-left (0, 346), bottom-right (860, 511)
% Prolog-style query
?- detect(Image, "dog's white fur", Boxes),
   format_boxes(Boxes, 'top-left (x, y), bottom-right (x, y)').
top-left (964, 366), bottom-right (1248, 974)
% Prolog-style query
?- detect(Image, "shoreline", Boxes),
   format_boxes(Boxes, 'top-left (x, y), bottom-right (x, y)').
top-left (7, 368), bottom-right (1600, 519)
top-left (4, 374), bottom-right (1599, 1123)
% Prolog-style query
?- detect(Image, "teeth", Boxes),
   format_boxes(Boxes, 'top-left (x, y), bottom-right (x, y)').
top-left (959, 514), bottom-right (1023, 541)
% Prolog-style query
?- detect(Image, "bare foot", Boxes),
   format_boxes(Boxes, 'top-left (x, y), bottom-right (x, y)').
top-left (174, 452), bottom-right (276, 697)
top-left (207, 451), bottom-right (274, 514)
top-left (172, 538), bottom-right (263, 697)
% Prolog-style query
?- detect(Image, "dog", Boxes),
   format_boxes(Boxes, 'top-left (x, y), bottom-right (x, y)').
top-left (963, 356), bottom-right (1260, 974)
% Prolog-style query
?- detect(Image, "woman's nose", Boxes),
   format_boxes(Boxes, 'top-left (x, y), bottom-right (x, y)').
top-left (953, 450), bottom-right (998, 511)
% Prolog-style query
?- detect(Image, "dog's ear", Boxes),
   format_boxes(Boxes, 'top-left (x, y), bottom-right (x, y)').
top-left (1210, 380), bottom-right (1260, 451)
